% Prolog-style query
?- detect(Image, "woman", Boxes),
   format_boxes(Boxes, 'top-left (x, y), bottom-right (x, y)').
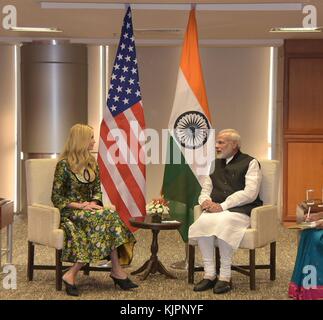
top-left (288, 212), bottom-right (323, 300)
top-left (51, 124), bottom-right (138, 296)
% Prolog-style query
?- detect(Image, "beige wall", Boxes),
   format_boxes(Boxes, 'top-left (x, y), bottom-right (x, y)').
top-left (136, 47), bottom-right (181, 201)
top-left (276, 46), bottom-right (285, 220)
top-left (0, 45), bottom-right (16, 201)
top-left (136, 46), bottom-right (272, 201)
top-left (201, 47), bottom-right (270, 158)
top-left (87, 45), bottom-right (106, 153)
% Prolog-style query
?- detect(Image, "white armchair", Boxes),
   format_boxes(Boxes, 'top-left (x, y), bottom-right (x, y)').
top-left (188, 160), bottom-right (279, 290)
top-left (25, 158), bottom-right (110, 291)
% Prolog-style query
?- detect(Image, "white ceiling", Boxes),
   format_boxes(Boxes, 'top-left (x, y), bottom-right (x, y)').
top-left (1, 0), bottom-right (323, 45)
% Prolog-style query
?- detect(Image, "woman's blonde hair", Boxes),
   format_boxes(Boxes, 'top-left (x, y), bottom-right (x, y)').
top-left (59, 124), bottom-right (96, 173)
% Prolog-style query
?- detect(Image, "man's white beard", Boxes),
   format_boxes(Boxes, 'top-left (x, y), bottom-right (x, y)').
top-left (216, 149), bottom-right (234, 159)
top-left (216, 151), bottom-right (230, 159)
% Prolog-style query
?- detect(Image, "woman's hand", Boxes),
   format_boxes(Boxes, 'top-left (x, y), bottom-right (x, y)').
top-left (73, 202), bottom-right (102, 211)
top-left (70, 201), bottom-right (104, 211)
top-left (105, 203), bottom-right (116, 211)
top-left (315, 220), bottom-right (323, 229)
top-left (89, 201), bottom-right (103, 209)
top-left (83, 202), bottom-right (103, 211)
top-left (306, 212), bottom-right (323, 222)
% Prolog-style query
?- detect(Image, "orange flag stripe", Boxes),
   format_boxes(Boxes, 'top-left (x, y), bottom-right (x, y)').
top-left (180, 9), bottom-right (211, 121)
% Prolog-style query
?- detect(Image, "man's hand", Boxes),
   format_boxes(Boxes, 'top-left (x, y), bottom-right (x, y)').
top-left (208, 203), bottom-right (223, 213)
top-left (201, 200), bottom-right (223, 213)
top-left (201, 200), bottom-right (213, 211)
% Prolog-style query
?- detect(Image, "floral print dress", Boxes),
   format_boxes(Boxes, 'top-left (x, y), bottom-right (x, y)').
top-left (51, 159), bottom-right (135, 264)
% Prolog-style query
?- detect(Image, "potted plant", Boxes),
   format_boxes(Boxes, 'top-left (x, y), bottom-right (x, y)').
top-left (146, 198), bottom-right (170, 223)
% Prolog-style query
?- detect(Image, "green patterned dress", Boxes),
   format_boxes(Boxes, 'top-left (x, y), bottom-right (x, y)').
top-left (51, 159), bottom-right (136, 264)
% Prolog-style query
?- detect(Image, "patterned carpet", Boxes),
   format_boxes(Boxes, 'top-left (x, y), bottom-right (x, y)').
top-left (0, 215), bottom-right (298, 300)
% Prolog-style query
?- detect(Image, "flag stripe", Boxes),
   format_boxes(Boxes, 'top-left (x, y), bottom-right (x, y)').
top-left (101, 188), bottom-right (111, 204)
top-left (99, 140), bottom-right (144, 218)
top-left (101, 104), bottom-right (146, 188)
top-left (99, 126), bottom-right (146, 212)
top-left (104, 105), bottom-right (144, 161)
top-left (114, 111), bottom-right (146, 178)
top-left (126, 102), bottom-right (145, 129)
top-left (180, 9), bottom-right (210, 121)
top-left (102, 108), bottom-right (146, 194)
top-left (98, 155), bottom-right (137, 232)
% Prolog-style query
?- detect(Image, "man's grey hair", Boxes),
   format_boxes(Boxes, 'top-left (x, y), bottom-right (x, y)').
top-left (218, 129), bottom-right (241, 148)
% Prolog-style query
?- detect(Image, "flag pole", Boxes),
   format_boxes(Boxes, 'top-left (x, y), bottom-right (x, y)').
top-left (170, 5), bottom-right (202, 271)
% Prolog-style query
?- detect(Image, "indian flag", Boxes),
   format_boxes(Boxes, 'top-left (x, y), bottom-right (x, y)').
top-left (162, 9), bottom-right (213, 242)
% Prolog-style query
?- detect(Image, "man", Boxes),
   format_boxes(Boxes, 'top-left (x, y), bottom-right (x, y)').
top-left (188, 129), bottom-right (262, 294)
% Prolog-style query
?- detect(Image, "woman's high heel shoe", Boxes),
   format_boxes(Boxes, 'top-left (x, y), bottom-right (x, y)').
top-left (62, 278), bottom-right (79, 297)
top-left (110, 275), bottom-right (139, 290)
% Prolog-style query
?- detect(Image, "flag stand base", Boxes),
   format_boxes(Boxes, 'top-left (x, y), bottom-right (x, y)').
top-left (170, 260), bottom-right (188, 270)
top-left (170, 243), bottom-right (203, 270)
top-left (98, 260), bottom-right (130, 268)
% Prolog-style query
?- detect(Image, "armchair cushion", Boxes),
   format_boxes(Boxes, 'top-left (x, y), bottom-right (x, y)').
top-left (27, 204), bottom-right (64, 249)
top-left (258, 160), bottom-right (279, 206)
top-left (25, 159), bottom-right (57, 207)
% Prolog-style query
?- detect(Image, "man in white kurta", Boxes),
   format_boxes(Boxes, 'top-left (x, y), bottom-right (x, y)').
top-left (188, 129), bottom-right (262, 294)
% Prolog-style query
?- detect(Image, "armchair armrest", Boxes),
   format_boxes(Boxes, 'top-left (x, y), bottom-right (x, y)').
top-left (194, 204), bottom-right (278, 246)
top-left (250, 205), bottom-right (278, 246)
top-left (27, 204), bottom-right (64, 249)
top-left (194, 205), bottom-right (203, 221)
top-left (189, 205), bottom-right (203, 245)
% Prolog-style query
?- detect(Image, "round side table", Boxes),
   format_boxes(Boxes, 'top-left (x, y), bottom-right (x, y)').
top-left (129, 216), bottom-right (181, 280)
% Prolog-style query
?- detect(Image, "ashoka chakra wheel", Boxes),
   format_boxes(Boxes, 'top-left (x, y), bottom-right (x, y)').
top-left (174, 111), bottom-right (210, 149)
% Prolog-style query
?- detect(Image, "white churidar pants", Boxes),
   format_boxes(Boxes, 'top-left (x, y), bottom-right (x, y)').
top-left (197, 236), bottom-right (234, 281)
top-left (189, 210), bottom-right (251, 281)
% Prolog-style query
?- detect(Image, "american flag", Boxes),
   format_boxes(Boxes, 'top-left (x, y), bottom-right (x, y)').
top-left (98, 7), bottom-right (146, 231)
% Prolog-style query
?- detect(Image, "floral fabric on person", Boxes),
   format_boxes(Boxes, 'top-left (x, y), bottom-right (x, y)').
top-left (51, 159), bottom-right (135, 264)
top-left (288, 229), bottom-right (323, 300)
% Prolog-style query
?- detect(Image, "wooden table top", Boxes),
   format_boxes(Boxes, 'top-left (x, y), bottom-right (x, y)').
top-left (129, 216), bottom-right (181, 231)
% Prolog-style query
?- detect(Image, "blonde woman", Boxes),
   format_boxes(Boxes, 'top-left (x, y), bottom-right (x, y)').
top-left (51, 124), bottom-right (138, 296)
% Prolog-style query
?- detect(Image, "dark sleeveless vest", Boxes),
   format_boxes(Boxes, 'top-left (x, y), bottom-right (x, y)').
top-left (209, 151), bottom-right (263, 216)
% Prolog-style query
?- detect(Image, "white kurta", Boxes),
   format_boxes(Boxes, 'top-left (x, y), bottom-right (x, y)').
top-left (188, 157), bottom-right (262, 249)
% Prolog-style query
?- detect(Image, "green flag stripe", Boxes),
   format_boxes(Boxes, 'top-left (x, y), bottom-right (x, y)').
top-left (162, 135), bottom-right (201, 242)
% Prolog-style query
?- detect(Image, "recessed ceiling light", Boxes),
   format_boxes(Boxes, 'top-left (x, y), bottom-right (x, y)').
top-left (9, 26), bottom-right (62, 33)
top-left (270, 27), bottom-right (323, 33)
